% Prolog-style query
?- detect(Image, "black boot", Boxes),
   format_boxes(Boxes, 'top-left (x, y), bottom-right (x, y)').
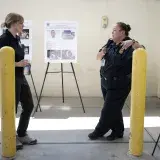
top-left (106, 132), bottom-right (123, 141)
top-left (88, 131), bottom-right (104, 140)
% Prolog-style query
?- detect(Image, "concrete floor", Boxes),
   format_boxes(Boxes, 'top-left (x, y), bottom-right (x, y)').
top-left (1, 97), bottom-right (160, 160)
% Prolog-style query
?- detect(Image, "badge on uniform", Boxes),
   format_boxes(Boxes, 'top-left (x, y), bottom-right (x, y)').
top-left (19, 41), bottom-right (22, 48)
top-left (101, 59), bottom-right (105, 66)
top-left (119, 48), bottom-right (124, 54)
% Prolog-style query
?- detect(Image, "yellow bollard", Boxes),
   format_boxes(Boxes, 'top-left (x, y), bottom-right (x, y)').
top-left (129, 48), bottom-right (147, 156)
top-left (0, 47), bottom-right (16, 159)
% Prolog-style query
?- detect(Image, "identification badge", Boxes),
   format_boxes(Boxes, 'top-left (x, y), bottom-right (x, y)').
top-left (19, 41), bottom-right (22, 48)
top-left (119, 48), bottom-right (124, 54)
top-left (101, 59), bottom-right (105, 66)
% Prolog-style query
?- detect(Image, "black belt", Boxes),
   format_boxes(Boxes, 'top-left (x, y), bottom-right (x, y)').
top-left (102, 74), bottom-right (131, 80)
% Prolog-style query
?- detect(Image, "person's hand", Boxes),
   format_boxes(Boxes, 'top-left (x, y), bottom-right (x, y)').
top-left (97, 49), bottom-right (105, 60)
top-left (132, 42), bottom-right (144, 49)
top-left (121, 40), bottom-right (134, 50)
top-left (15, 60), bottom-right (29, 67)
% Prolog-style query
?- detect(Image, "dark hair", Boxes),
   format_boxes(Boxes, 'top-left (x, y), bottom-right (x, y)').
top-left (117, 22), bottom-right (131, 36)
top-left (1, 13), bottom-right (24, 29)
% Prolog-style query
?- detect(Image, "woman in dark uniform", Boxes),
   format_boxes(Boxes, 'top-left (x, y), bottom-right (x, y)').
top-left (0, 13), bottom-right (37, 150)
top-left (89, 22), bottom-right (144, 141)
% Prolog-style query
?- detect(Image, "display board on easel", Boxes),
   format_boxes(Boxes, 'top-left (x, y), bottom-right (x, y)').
top-left (32, 21), bottom-right (85, 116)
top-left (44, 21), bottom-right (77, 63)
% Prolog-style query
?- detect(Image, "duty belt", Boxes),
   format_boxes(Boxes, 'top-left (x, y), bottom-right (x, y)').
top-left (102, 74), bottom-right (131, 80)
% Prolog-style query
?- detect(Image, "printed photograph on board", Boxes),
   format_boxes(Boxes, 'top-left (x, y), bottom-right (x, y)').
top-left (20, 29), bottom-right (29, 39)
top-left (61, 30), bottom-right (75, 40)
top-left (47, 50), bottom-right (61, 60)
top-left (62, 50), bottom-right (75, 60)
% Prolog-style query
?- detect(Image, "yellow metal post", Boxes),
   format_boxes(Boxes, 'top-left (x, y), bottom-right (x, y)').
top-left (0, 47), bottom-right (16, 159)
top-left (129, 48), bottom-right (147, 156)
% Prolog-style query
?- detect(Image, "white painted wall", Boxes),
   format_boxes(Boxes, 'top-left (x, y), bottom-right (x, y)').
top-left (0, 0), bottom-right (160, 97)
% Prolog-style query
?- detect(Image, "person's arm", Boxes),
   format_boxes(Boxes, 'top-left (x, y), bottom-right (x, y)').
top-left (111, 46), bottom-right (134, 66)
top-left (97, 48), bottom-right (105, 60)
top-left (132, 40), bottom-right (145, 49)
top-left (0, 36), bottom-right (9, 48)
top-left (97, 39), bottom-right (113, 60)
top-left (111, 39), bottom-right (145, 66)
top-left (121, 39), bottom-right (145, 50)
top-left (0, 37), bottom-right (29, 67)
top-left (15, 60), bottom-right (29, 67)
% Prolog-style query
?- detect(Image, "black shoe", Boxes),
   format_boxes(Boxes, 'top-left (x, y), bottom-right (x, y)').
top-left (18, 134), bottom-right (37, 145)
top-left (106, 132), bottom-right (123, 141)
top-left (88, 131), bottom-right (103, 140)
top-left (16, 144), bottom-right (23, 151)
top-left (16, 137), bottom-right (23, 150)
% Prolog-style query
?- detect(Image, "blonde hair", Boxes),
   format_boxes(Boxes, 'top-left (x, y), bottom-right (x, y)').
top-left (1, 13), bottom-right (24, 28)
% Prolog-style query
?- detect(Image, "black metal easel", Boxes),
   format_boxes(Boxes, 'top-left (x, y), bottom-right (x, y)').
top-left (152, 133), bottom-right (160, 156)
top-left (32, 62), bottom-right (85, 116)
top-left (29, 72), bottom-right (42, 112)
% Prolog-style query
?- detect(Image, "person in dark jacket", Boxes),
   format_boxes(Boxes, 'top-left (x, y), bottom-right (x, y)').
top-left (88, 22), bottom-right (144, 141)
top-left (0, 13), bottom-right (37, 150)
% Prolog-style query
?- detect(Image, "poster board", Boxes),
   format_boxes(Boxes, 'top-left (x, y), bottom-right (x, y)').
top-left (20, 20), bottom-right (32, 61)
top-left (44, 21), bottom-right (78, 63)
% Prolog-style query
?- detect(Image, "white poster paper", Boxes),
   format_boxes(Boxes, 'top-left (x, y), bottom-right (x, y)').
top-left (44, 21), bottom-right (78, 63)
top-left (20, 20), bottom-right (32, 61)
top-left (0, 21), bottom-right (5, 36)
top-left (0, 29), bottom-right (2, 36)
top-left (0, 28), bottom-right (3, 36)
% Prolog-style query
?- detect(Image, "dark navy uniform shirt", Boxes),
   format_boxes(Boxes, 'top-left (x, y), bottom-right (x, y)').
top-left (0, 29), bottom-right (24, 77)
top-left (100, 37), bottom-right (134, 78)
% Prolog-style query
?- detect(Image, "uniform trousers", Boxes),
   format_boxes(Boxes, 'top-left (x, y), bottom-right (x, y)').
top-left (95, 75), bottom-right (131, 136)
